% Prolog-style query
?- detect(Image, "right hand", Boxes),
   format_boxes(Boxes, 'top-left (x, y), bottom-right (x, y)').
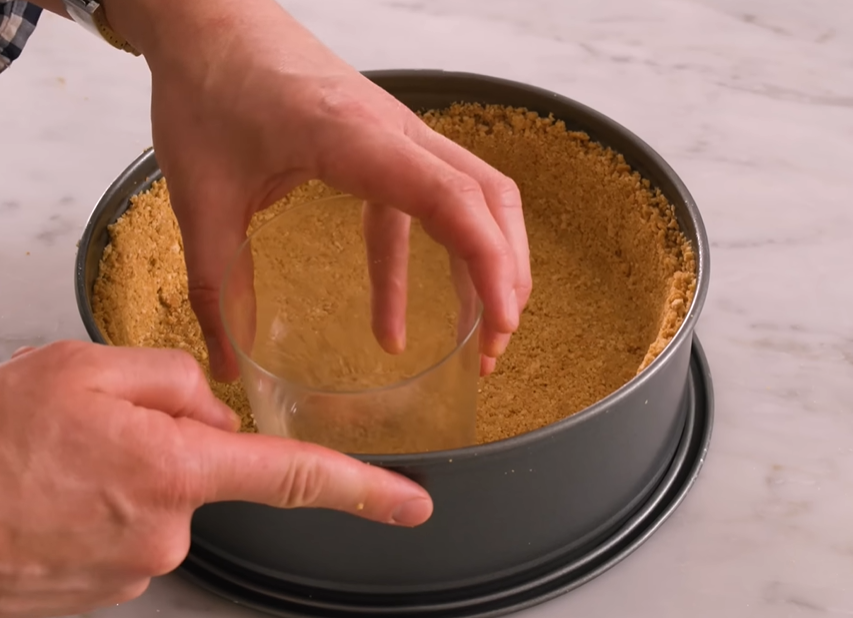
top-left (106, 0), bottom-right (532, 381)
top-left (0, 341), bottom-right (432, 618)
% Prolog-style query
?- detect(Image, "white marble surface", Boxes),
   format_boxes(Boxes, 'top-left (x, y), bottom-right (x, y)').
top-left (2, 0), bottom-right (853, 616)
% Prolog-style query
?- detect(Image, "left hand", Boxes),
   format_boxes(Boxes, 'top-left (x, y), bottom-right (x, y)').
top-left (109, 0), bottom-right (532, 381)
top-left (0, 342), bottom-right (432, 618)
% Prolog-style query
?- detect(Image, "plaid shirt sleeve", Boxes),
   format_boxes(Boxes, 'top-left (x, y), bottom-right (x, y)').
top-left (0, 1), bottom-right (42, 73)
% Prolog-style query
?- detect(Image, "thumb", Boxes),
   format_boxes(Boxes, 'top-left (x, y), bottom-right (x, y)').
top-left (181, 423), bottom-right (434, 527)
top-left (169, 184), bottom-right (254, 383)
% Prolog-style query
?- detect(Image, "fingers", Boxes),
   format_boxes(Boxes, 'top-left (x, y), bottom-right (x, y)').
top-left (80, 345), bottom-right (239, 432)
top-left (414, 129), bottom-right (532, 358)
top-left (215, 234), bottom-right (258, 380)
top-left (179, 422), bottom-right (433, 527)
top-left (316, 129), bottom-right (519, 347)
top-left (168, 182), bottom-right (253, 383)
top-left (448, 253), bottom-right (481, 343)
top-left (416, 130), bottom-right (532, 308)
top-left (362, 201), bottom-right (410, 355)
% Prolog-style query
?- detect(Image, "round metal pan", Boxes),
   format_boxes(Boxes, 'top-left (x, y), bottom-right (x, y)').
top-left (74, 70), bottom-right (711, 603)
top-left (176, 337), bottom-right (713, 617)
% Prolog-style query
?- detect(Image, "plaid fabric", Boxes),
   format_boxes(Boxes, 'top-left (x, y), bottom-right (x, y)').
top-left (0, 1), bottom-right (42, 73)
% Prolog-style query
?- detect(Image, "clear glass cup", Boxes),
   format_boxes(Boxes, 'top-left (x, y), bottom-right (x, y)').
top-left (220, 195), bottom-right (482, 455)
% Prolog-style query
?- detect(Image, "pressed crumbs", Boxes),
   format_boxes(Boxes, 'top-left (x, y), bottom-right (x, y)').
top-left (92, 103), bottom-right (696, 445)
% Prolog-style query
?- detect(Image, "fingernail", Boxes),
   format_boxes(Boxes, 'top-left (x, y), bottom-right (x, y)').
top-left (394, 328), bottom-right (407, 355)
top-left (386, 333), bottom-right (406, 356)
top-left (480, 355), bottom-right (497, 377)
top-left (505, 289), bottom-right (520, 331)
top-left (229, 411), bottom-right (242, 432)
top-left (11, 346), bottom-right (35, 360)
top-left (391, 498), bottom-right (433, 527)
top-left (483, 332), bottom-right (511, 359)
top-left (494, 333), bottom-right (512, 356)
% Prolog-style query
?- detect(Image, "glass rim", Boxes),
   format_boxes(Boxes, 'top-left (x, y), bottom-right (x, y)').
top-left (219, 193), bottom-right (484, 397)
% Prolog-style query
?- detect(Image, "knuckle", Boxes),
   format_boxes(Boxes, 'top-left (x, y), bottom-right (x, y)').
top-left (46, 339), bottom-right (91, 361)
top-left (149, 431), bottom-right (200, 508)
top-left (315, 88), bottom-right (376, 124)
top-left (438, 174), bottom-right (484, 203)
top-left (493, 241), bottom-right (516, 271)
top-left (186, 285), bottom-right (229, 341)
top-left (277, 459), bottom-right (327, 509)
top-left (44, 340), bottom-right (100, 384)
top-left (168, 349), bottom-right (205, 387)
top-left (187, 284), bottom-right (219, 313)
top-left (493, 174), bottom-right (522, 207)
top-left (516, 280), bottom-right (534, 308)
top-left (157, 472), bottom-right (193, 511)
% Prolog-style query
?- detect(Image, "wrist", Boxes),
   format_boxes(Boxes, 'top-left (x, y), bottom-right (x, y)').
top-left (101, 0), bottom-right (248, 65)
top-left (106, 0), bottom-right (326, 85)
top-left (98, 0), bottom-right (183, 60)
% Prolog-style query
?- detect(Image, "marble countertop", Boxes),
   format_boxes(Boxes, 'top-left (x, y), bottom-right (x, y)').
top-left (2, 0), bottom-right (852, 616)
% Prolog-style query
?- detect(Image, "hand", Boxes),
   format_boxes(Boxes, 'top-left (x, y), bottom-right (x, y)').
top-left (0, 342), bottom-right (432, 617)
top-left (108, 0), bottom-right (532, 381)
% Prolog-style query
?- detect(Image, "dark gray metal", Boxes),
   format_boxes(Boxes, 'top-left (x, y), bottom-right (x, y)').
top-left (176, 338), bottom-right (713, 618)
top-left (74, 70), bottom-right (711, 605)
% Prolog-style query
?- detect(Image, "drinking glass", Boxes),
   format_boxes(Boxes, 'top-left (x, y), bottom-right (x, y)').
top-left (220, 195), bottom-right (481, 455)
